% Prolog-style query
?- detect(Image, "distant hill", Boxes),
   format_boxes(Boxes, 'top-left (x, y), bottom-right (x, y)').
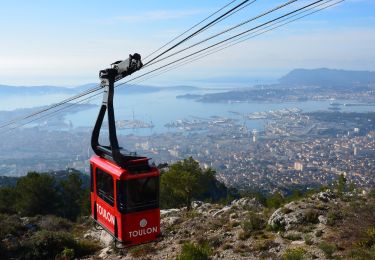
top-left (279, 68), bottom-right (375, 88)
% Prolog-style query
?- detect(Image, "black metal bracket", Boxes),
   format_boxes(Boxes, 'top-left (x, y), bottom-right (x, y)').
top-left (91, 54), bottom-right (146, 168)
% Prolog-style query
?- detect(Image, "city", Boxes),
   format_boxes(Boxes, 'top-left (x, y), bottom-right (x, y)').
top-left (1, 108), bottom-right (373, 194)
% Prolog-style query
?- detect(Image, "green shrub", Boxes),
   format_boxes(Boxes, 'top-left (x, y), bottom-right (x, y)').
top-left (348, 247), bottom-right (375, 260)
top-left (357, 227), bottom-right (375, 248)
top-left (284, 232), bottom-right (302, 241)
top-left (177, 242), bottom-right (212, 260)
top-left (25, 230), bottom-right (98, 259)
top-left (326, 210), bottom-right (342, 226)
top-left (252, 239), bottom-right (275, 251)
top-left (304, 209), bottom-right (319, 224)
top-left (266, 192), bottom-right (285, 209)
top-left (319, 241), bottom-right (337, 258)
top-left (369, 188), bottom-right (375, 198)
top-left (26, 231), bottom-right (76, 259)
top-left (239, 212), bottom-right (265, 240)
top-left (243, 213), bottom-right (265, 233)
top-left (0, 214), bottom-right (25, 239)
top-left (315, 229), bottom-right (323, 237)
top-left (0, 187), bottom-right (16, 214)
top-left (266, 222), bottom-right (285, 232)
top-left (283, 247), bottom-right (306, 260)
top-left (303, 234), bottom-right (313, 245)
top-left (37, 215), bottom-right (72, 231)
top-left (56, 247), bottom-right (75, 260)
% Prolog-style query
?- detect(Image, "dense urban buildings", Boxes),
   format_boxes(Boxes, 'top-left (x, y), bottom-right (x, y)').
top-left (1, 109), bottom-right (373, 193)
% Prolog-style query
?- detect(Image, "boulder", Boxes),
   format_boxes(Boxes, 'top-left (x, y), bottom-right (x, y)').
top-left (231, 198), bottom-right (263, 211)
top-left (160, 208), bottom-right (180, 217)
top-left (268, 203), bottom-right (305, 231)
top-left (212, 206), bottom-right (231, 217)
top-left (315, 190), bottom-right (335, 202)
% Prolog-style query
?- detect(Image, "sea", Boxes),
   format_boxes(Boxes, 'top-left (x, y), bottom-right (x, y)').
top-left (1, 87), bottom-right (374, 136)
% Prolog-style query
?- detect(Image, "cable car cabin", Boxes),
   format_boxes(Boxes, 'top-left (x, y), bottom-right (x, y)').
top-left (90, 54), bottom-right (160, 246)
top-left (90, 156), bottom-right (160, 245)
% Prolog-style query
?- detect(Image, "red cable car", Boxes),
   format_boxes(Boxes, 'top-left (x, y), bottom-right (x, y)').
top-left (90, 54), bottom-right (160, 246)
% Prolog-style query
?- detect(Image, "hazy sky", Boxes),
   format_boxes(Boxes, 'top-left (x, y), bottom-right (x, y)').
top-left (0, 0), bottom-right (374, 86)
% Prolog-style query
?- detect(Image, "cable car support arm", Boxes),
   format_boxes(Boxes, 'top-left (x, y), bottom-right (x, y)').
top-left (91, 54), bottom-right (144, 167)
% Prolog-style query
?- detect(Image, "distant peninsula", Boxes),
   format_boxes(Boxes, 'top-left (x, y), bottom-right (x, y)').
top-left (176, 68), bottom-right (375, 103)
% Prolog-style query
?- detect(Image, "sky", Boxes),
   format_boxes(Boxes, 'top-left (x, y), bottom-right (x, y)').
top-left (0, 0), bottom-right (374, 86)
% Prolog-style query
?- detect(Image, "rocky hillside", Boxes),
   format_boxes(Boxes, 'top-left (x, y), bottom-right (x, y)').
top-left (86, 190), bottom-right (375, 259)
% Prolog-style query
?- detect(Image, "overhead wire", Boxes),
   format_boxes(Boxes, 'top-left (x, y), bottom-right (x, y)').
top-left (3, 91), bottom-right (104, 134)
top-left (0, 0), bottom-right (257, 131)
top-left (132, 0), bottom-right (342, 85)
top-left (143, 0), bottom-right (253, 66)
top-left (0, 0), bottom-right (344, 132)
top-left (117, 0), bottom-right (328, 87)
top-left (143, 0), bottom-right (239, 60)
top-left (0, 85), bottom-right (102, 130)
top-left (143, 0), bottom-right (299, 68)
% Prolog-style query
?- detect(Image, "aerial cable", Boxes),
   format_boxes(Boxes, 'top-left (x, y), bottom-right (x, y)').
top-left (143, 0), bottom-right (253, 66)
top-left (201, 0), bottom-right (257, 33)
top-left (0, 85), bottom-right (102, 130)
top-left (0, 0), bottom-right (289, 128)
top-left (143, 0), bottom-right (239, 60)
top-left (0, 0), bottom-right (247, 129)
top-left (1, 91), bottom-right (104, 134)
top-left (117, 0), bottom-right (327, 87)
top-left (132, 0), bottom-right (341, 85)
top-left (0, 0), bottom-right (342, 131)
top-left (144, 0), bottom-right (299, 68)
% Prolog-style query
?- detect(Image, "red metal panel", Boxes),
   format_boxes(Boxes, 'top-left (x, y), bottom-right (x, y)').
top-left (120, 209), bottom-right (161, 244)
top-left (90, 156), bottom-right (124, 178)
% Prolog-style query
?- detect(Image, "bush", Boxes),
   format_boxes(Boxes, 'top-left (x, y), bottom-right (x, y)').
top-left (266, 192), bottom-right (285, 209)
top-left (283, 247), bottom-right (306, 260)
top-left (0, 187), bottom-right (16, 214)
top-left (243, 213), bottom-right (265, 233)
top-left (319, 241), bottom-right (337, 258)
top-left (37, 215), bottom-right (72, 231)
top-left (177, 242), bottom-right (212, 260)
top-left (267, 222), bottom-right (285, 232)
top-left (252, 239), bottom-right (276, 251)
top-left (326, 210), bottom-right (342, 226)
top-left (25, 230), bottom-right (99, 259)
top-left (15, 172), bottom-right (60, 216)
top-left (357, 227), bottom-right (375, 248)
top-left (26, 231), bottom-right (76, 259)
top-left (56, 247), bottom-right (74, 260)
top-left (304, 209), bottom-right (319, 224)
top-left (0, 214), bottom-right (25, 239)
top-left (303, 234), bottom-right (313, 245)
top-left (239, 212), bottom-right (265, 240)
top-left (284, 232), bottom-right (302, 241)
top-left (348, 247), bottom-right (375, 260)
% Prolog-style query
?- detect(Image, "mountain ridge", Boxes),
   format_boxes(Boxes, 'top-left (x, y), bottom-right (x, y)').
top-left (279, 68), bottom-right (375, 87)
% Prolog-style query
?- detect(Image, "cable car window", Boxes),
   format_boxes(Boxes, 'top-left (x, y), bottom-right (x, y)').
top-left (117, 176), bottom-right (159, 213)
top-left (96, 168), bottom-right (114, 206)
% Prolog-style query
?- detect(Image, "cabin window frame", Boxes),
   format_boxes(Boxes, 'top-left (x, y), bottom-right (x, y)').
top-left (117, 176), bottom-right (159, 213)
top-left (95, 167), bottom-right (115, 207)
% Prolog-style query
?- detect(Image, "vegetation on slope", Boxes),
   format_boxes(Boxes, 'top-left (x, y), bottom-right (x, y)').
top-left (0, 158), bottom-right (374, 259)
